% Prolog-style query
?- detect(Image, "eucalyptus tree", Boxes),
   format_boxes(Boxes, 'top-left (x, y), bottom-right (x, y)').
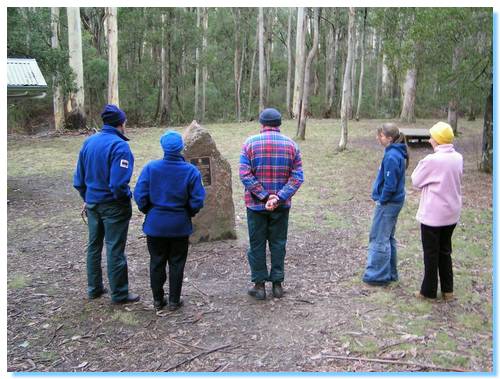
top-left (51, 7), bottom-right (64, 130)
top-left (67, 7), bottom-right (86, 128)
top-left (106, 7), bottom-right (119, 105)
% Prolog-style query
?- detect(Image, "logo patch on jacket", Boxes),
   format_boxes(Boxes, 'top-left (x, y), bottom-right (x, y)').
top-left (120, 159), bottom-right (129, 168)
top-left (386, 171), bottom-right (391, 177)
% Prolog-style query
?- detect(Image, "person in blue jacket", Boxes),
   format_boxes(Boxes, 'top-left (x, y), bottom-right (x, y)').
top-left (134, 131), bottom-right (205, 311)
top-left (73, 104), bottom-right (140, 304)
top-left (362, 123), bottom-right (409, 286)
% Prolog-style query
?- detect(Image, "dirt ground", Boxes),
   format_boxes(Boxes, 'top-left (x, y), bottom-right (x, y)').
top-left (7, 118), bottom-right (493, 373)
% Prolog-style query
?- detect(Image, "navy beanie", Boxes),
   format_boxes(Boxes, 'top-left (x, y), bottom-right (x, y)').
top-left (160, 130), bottom-right (184, 153)
top-left (101, 104), bottom-right (126, 127)
top-left (259, 108), bottom-right (281, 127)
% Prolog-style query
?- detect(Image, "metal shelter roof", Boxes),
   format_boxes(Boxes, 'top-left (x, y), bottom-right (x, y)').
top-left (7, 58), bottom-right (48, 98)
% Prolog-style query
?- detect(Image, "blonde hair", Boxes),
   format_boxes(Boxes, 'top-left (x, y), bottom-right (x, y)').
top-left (377, 123), bottom-right (409, 168)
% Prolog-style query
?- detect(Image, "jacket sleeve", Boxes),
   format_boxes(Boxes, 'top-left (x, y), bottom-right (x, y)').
top-left (378, 155), bottom-right (401, 204)
top-left (277, 146), bottom-right (304, 201)
top-left (411, 157), bottom-right (438, 189)
top-left (239, 143), bottom-right (269, 201)
top-left (187, 168), bottom-right (206, 217)
top-left (73, 148), bottom-right (87, 201)
top-left (133, 164), bottom-right (151, 214)
top-left (109, 142), bottom-right (134, 201)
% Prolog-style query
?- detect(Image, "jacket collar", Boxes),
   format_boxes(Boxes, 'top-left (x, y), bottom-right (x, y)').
top-left (434, 144), bottom-right (455, 153)
top-left (260, 125), bottom-right (281, 133)
top-left (163, 152), bottom-right (185, 161)
top-left (101, 124), bottom-right (129, 141)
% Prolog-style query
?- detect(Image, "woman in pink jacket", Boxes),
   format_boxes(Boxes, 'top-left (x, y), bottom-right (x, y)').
top-left (411, 122), bottom-right (463, 301)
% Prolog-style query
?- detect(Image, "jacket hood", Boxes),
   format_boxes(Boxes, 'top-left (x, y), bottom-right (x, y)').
top-left (386, 143), bottom-right (408, 159)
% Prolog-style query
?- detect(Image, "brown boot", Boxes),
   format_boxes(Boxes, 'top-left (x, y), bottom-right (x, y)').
top-left (248, 282), bottom-right (266, 300)
top-left (272, 282), bottom-right (284, 298)
top-left (442, 292), bottom-right (454, 301)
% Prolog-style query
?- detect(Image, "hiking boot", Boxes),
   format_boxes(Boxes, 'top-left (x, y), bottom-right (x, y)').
top-left (89, 287), bottom-right (108, 299)
top-left (168, 299), bottom-right (184, 311)
top-left (248, 282), bottom-right (266, 300)
top-left (154, 297), bottom-right (168, 311)
top-left (272, 282), bottom-right (284, 298)
top-left (442, 292), bottom-right (454, 301)
top-left (112, 292), bottom-right (141, 304)
top-left (414, 291), bottom-right (434, 301)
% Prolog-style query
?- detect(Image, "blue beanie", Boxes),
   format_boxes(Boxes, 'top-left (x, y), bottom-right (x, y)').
top-left (101, 104), bottom-right (126, 127)
top-left (259, 108), bottom-right (281, 127)
top-left (160, 130), bottom-right (184, 153)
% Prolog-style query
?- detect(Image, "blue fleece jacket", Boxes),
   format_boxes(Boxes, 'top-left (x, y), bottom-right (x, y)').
top-left (371, 143), bottom-right (407, 205)
top-left (133, 152), bottom-right (206, 237)
top-left (73, 125), bottom-right (134, 204)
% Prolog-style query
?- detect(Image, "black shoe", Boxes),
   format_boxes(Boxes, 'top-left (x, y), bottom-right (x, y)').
top-left (248, 283), bottom-right (266, 300)
top-left (168, 299), bottom-right (184, 311)
top-left (272, 282), bottom-right (284, 298)
top-left (89, 287), bottom-right (108, 299)
top-left (112, 292), bottom-right (140, 304)
top-left (154, 297), bottom-right (168, 311)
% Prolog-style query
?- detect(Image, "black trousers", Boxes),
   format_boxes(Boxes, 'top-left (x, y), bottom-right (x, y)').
top-left (147, 235), bottom-right (189, 303)
top-left (420, 223), bottom-right (456, 298)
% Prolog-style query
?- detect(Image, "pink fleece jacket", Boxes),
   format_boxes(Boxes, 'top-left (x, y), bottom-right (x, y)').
top-left (411, 144), bottom-right (463, 227)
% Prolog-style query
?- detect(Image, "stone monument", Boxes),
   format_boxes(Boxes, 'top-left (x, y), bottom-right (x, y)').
top-left (183, 121), bottom-right (237, 243)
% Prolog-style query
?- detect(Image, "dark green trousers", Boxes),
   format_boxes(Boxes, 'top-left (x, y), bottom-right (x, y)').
top-left (246, 207), bottom-right (290, 283)
top-left (86, 200), bottom-right (132, 302)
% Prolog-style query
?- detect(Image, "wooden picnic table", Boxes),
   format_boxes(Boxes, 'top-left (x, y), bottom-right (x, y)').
top-left (399, 128), bottom-right (430, 143)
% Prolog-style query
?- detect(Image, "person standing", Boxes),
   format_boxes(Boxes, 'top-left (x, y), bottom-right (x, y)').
top-left (134, 131), bottom-right (205, 311)
top-left (74, 104), bottom-right (140, 304)
top-left (411, 122), bottom-right (463, 300)
top-left (239, 108), bottom-right (304, 300)
top-left (363, 124), bottom-right (408, 286)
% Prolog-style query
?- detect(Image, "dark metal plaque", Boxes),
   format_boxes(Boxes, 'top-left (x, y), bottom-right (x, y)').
top-left (190, 157), bottom-right (212, 186)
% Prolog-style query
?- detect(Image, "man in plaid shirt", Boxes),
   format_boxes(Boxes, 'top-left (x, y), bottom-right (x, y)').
top-left (239, 108), bottom-right (304, 300)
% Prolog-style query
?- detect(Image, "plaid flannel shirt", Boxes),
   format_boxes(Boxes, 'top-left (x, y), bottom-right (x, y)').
top-left (239, 126), bottom-right (304, 211)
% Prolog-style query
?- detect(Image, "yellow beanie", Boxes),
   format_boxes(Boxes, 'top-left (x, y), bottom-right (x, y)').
top-left (429, 122), bottom-right (454, 145)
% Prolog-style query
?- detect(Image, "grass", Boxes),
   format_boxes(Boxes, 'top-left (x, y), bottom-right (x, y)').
top-left (111, 310), bottom-right (139, 326)
top-left (8, 274), bottom-right (30, 289)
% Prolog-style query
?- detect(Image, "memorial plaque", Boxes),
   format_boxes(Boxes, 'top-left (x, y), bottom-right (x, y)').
top-left (190, 157), bottom-right (212, 186)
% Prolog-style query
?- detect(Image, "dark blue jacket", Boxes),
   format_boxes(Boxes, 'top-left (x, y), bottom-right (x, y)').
top-left (73, 125), bottom-right (134, 204)
top-left (133, 152), bottom-right (206, 237)
top-left (371, 143), bottom-right (407, 205)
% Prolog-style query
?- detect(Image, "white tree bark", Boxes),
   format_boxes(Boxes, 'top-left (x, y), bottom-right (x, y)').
top-left (258, 7), bottom-right (267, 112)
top-left (247, 25), bottom-right (258, 119)
top-left (400, 67), bottom-right (417, 123)
top-left (51, 7), bottom-right (64, 131)
top-left (355, 8), bottom-right (367, 121)
top-left (233, 8), bottom-right (242, 122)
top-left (350, 19), bottom-right (359, 119)
top-left (106, 7), bottom-right (119, 106)
top-left (160, 12), bottom-right (171, 124)
top-left (296, 8), bottom-right (320, 140)
top-left (447, 46), bottom-right (461, 133)
top-left (286, 8), bottom-right (293, 118)
top-left (338, 7), bottom-right (355, 151)
top-left (67, 7), bottom-right (86, 127)
top-left (292, 7), bottom-right (306, 118)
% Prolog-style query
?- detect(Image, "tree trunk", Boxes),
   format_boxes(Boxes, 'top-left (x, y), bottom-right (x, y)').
top-left (51, 7), bottom-right (64, 131)
top-left (232, 8), bottom-right (242, 122)
top-left (201, 7), bottom-right (208, 122)
top-left (324, 19), bottom-right (338, 118)
top-left (265, 9), bottom-right (272, 103)
top-left (338, 7), bottom-right (355, 151)
top-left (374, 31), bottom-right (383, 112)
top-left (355, 8), bottom-right (367, 121)
top-left (160, 12), bottom-right (171, 124)
top-left (66, 7), bottom-right (86, 129)
top-left (349, 16), bottom-right (359, 120)
top-left (480, 83), bottom-right (493, 173)
top-left (258, 7), bottom-right (267, 112)
top-left (106, 7), bottom-right (119, 106)
top-left (194, 7), bottom-right (201, 121)
top-left (292, 7), bottom-right (306, 118)
top-left (296, 8), bottom-right (320, 140)
top-left (286, 8), bottom-right (293, 118)
top-left (247, 24), bottom-right (258, 120)
top-left (447, 46), bottom-right (461, 133)
top-left (400, 67), bottom-right (417, 123)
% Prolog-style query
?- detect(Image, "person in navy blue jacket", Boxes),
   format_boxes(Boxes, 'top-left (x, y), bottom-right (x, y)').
top-left (362, 124), bottom-right (409, 286)
top-left (134, 130), bottom-right (205, 311)
top-left (74, 104), bottom-right (140, 304)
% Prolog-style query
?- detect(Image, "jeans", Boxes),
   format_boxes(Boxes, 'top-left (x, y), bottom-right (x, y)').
top-left (246, 207), bottom-right (290, 283)
top-left (363, 201), bottom-right (404, 284)
top-left (420, 223), bottom-right (456, 298)
top-left (86, 200), bottom-right (132, 302)
top-left (146, 235), bottom-right (189, 303)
